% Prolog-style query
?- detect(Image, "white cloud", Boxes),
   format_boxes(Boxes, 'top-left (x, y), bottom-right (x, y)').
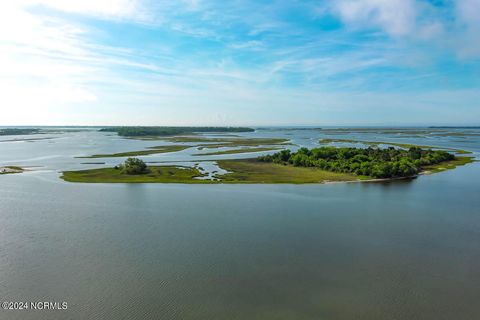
top-left (333, 0), bottom-right (416, 37)
top-left (229, 40), bottom-right (264, 50)
top-left (331, 0), bottom-right (480, 59)
top-left (456, 0), bottom-right (480, 27)
top-left (182, 0), bottom-right (201, 11)
top-left (28, 0), bottom-right (146, 21)
top-left (454, 0), bottom-right (480, 58)
top-left (0, 2), bottom-right (100, 121)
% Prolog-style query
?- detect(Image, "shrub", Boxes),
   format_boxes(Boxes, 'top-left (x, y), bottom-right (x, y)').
top-left (122, 157), bottom-right (148, 175)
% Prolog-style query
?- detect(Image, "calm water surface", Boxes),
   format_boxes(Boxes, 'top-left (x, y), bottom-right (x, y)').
top-left (1, 127), bottom-right (479, 319)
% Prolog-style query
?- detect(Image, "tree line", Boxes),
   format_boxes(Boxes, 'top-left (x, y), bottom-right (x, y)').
top-left (258, 146), bottom-right (455, 178)
top-left (100, 126), bottom-right (254, 137)
top-left (0, 128), bottom-right (40, 136)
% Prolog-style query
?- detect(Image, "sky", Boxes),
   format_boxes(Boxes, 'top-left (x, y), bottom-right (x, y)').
top-left (0, 0), bottom-right (479, 126)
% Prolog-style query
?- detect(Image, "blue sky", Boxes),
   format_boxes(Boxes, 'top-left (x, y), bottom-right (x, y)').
top-left (1, 0), bottom-right (479, 126)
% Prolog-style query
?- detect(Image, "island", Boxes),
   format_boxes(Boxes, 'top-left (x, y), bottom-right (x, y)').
top-left (0, 166), bottom-right (24, 174)
top-left (61, 145), bottom-right (475, 184)
top-left (100, 126), bottom-right (255, 137)
top-left (0, 128), bottom-right (40, 136)
top-left (319, 138), bottom-right (473, 154)
top-left (76, 145), bottom-right (190, 158)
top-left (194, 147), bottom-right (282, 156)
top-left (429, 126), bottom-right (480, 129)
top-left (63, 158), bottom-right (209, 183)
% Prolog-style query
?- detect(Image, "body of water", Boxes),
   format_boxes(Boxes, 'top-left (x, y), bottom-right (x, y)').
top-left (1, 127), bottom-right (479, 319)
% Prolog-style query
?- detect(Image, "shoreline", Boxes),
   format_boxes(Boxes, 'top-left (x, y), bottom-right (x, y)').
top-left (323, 175), bottom-right (417, 184)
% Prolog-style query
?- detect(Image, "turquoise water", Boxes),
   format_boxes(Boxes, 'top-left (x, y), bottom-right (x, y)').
top-left (1, 128), bottom-right (479, 319)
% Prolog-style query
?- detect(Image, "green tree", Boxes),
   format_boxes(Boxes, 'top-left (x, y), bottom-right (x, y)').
top-left (257, 146), bottom-right (455, 179)
top-left (122, 157), bottom-right (148, 175)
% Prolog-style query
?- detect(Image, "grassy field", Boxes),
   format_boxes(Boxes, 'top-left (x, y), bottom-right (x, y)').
top-left (194, 147), bottom-right (282, 156)
top-left (216, 159), bottom-right (361, 183)
top-left (76, 145), bottom-right (190, 158)
top-left (319, 138), bottom-right (472, 154)
top-left (61, 166), bottom-right (212, 183)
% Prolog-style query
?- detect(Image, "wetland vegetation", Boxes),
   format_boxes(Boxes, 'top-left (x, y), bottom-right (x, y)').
top-left (62, 165), bottom-right (208, 183)
top-left (160, 136), bottom-right (290, 148)
top-left (0, 166), bottom-right (24, 174)
top-left (76, 136), bottom-right (290, 158)
top-left (194, 147), bottom-right (282, 156)
top-left (421, 156), bottom-right (475, 173)
top-left (77, 145), bottom-right (190, 158)
top-left (216, 159), bottom-right (359, 183)
top-left (63, 157), bottom-right (209, 183)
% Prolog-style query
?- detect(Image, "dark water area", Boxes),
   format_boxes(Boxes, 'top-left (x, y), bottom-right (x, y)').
top-left (1, 127), bottom-right (479, 319)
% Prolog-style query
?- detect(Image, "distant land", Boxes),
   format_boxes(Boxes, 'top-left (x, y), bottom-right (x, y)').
top-left (0, 128), bottom-right (40, 136)
top-left (257, 127), bottom-right (323, 131)
top-left (428, 126), bottom-right (480, 129)
top-left (99, 126), bottom-right (255, 137)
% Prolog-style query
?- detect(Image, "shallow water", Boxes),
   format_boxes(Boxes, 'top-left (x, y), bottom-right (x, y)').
top-left (1, 127), bottom-right (479, 320)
